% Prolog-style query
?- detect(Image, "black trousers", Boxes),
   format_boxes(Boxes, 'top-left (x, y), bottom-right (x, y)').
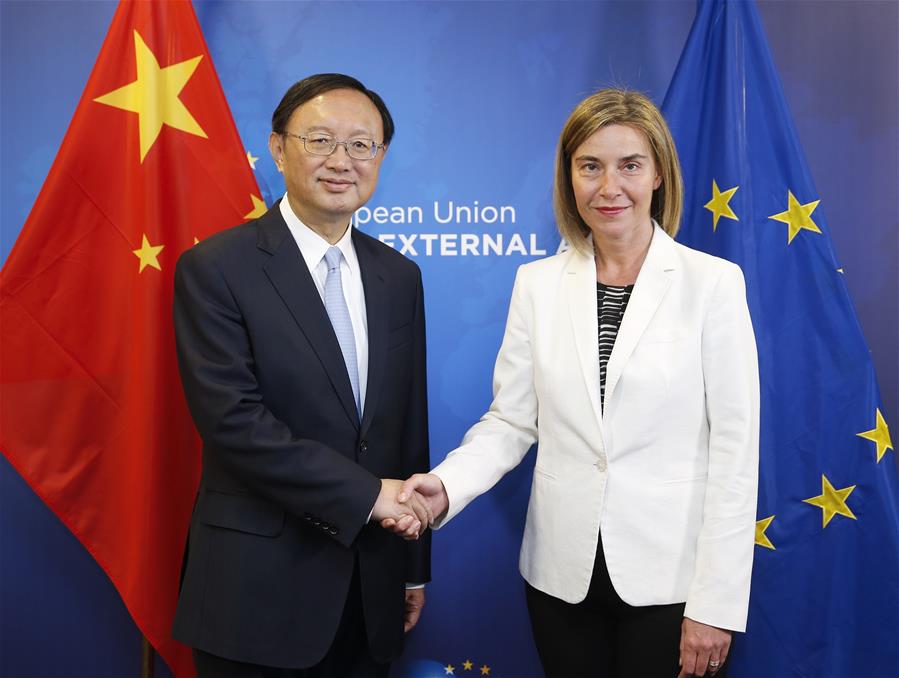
top-left (525, 534), bottom-right (729, 678)
top-left (193, 561), bottom-right (390, 678)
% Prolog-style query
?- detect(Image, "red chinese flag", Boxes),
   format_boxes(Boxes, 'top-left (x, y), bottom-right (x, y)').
top-left (0, 1), bottom-right (263, 675)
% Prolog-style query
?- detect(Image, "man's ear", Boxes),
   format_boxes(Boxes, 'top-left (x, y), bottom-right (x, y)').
top-left (269, 132), bottom-right (284, 173)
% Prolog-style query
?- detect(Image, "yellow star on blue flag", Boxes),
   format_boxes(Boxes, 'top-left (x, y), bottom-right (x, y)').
top-left (704, 180), bottom-right (739, 231)
top-left (856, 408), bottom-right (893, 462)
top-left (769, 190), bottom-right (821, 244)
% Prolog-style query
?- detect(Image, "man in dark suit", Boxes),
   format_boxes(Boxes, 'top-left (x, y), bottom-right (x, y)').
top-left (171, 73), bottom-right (431, 678)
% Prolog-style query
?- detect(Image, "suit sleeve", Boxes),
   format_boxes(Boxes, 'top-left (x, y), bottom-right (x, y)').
top-left (431, 266), bottom-right (539, 525)
top-left (403, 268), bottom-right (432, 584)
top-left (173, 245), bottom-right (381, 549)
top-left (684, 263), bottom-right (760, 632)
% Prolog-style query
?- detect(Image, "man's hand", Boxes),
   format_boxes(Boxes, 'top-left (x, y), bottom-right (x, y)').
top-left (678, 617), bottom-right (731, 677)
top-left (381, 473), bottom-right (449, 539)
top-left (371, 479), bottom-right (431, 539)
top-left (404, 588), bottom-right (425, 633)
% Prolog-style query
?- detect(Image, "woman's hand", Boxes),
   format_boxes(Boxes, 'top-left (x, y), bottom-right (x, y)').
top-left (678, 617), bottom-right (731, 676)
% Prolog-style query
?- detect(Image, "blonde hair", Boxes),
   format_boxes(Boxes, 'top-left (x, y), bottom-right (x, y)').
top-left (554, 88), bottom-right (683, 254)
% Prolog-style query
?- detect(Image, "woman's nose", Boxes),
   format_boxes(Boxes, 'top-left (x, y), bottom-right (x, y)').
top-left (599, 172), bottom-right (620, 197)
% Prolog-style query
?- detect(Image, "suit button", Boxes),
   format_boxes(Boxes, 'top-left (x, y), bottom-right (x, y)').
top-left (359, 440), bottom-right (368, 453)
top-left (329, 527), bottom-right (339, 536)
top-left (312, 519), bottom-right (321, 526)
top-left (321, 521), bottom-right (330, 530)
top-left (595, 457), bottom-right (608, 472)
top-left (303, 513), bottom-right (312, 521)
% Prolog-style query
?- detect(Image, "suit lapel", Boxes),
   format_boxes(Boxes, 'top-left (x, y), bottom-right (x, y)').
top-left (603, 225), bottom-right (677, 411)
top-left (354, 231), bottom-right (387, 436)
top-left (257, 205), bottom-right (360, 429)
top-left (564, 247), bottom-right (605, 439)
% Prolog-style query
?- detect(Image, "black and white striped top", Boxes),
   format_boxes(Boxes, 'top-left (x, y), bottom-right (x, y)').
top-left (597, 282), bottom-right (634, 410)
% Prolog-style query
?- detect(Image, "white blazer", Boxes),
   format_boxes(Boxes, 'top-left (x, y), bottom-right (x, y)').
top-left (432, 224), bottom-right (759, 632)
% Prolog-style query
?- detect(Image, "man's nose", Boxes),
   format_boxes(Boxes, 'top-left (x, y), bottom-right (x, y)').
top-left (325, 143), bottom-right (353, 169)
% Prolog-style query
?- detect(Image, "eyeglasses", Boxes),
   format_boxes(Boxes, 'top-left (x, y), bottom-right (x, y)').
top-left (282, 132), bottom-right (385, 160)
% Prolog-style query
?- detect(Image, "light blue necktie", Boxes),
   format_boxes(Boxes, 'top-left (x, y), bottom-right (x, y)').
top-left (323, 246), bottom-right (361, 419)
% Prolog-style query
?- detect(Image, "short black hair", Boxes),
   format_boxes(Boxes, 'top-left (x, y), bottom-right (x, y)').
top-left (271, 73), bottom-right (395, 144)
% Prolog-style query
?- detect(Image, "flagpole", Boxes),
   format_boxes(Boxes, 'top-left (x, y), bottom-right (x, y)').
top-left (141, 637), bottom-right (154, 678)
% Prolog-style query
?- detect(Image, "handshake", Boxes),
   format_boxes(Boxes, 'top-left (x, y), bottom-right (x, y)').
top-left (371, 474), bottom-right (449, 540)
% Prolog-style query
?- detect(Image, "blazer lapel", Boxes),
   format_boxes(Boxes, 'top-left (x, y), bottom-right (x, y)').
top-left (258, 205), bottom-right (360, 429)
top-left (603, 225), bottom-right (677, 411)
top-left (564, 247), bottom-right (605, 440)
top-left (354, 231), bottom-right (388, 436)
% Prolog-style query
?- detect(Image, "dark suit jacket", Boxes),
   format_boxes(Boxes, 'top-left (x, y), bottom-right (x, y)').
top-left (171, 202), bottom-right (431, 668)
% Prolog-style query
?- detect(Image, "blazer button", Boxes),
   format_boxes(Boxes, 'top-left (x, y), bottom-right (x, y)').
top-left (359, 440), bottom-right (368, 453)
top-left (321, 521), bottom-right (330, 530)
top-left (303, 513), bottom-right (312, 521)
top-left (329, 527), bottom-right (339, 536)
top-left (312, 518), bottom-right (321, 526)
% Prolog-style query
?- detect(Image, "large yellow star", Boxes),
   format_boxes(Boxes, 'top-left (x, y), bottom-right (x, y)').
top-left (247, 150), bottom-right (259, 169)
top-left (132, 234), bottom-right (164, 273)
top-left (244, 194), bottom-right (267, 219)
top-left (856, 408), bottom-right (893, 463)
top-left (803, 475), bottom-right (856, 528)
top-left (94, 30), bottom-right (206, 162)
top-left (704, 180), bottom-right (739, 232)
top-left (755, 515), bottom-right (775, 550)
top-left (769, 190), bottom-right (822, 244)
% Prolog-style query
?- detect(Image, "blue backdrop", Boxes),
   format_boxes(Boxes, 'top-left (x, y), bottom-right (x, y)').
top-left (1, 2), bottom-right (896, 677)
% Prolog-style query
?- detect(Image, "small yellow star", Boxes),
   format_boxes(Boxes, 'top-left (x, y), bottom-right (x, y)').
top-left (244, 194), bottom-right (267, 219)
top-left (803, 475), bottom-right (856, 528)
top-left (463, 660), bottom-right (474, 671)
top-left (247, 150), bottom-right (258, 169)
top-left (769, 190), bottom-right (822, 244)
top-left (480, 666), bottom-right (491, 676)
top-left (755, 515), bottom-right (775, 550)
top-left (837, 268), bottom-right (844, 274)
top-left (444, 665), bottom-right (455, 675)
top-left (704, 180), bottom-right (739, 232)
top-left (132, 234), bottom-right (164, 273)
top-left (193, 237), bottom-right (200, 245)
top-left (94, 30), bottom-right (206, 162)
top-left (857, 408), bottom-right (893, 463)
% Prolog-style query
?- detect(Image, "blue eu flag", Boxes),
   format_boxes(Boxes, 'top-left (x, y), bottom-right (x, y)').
top-left (662, 1), bottom-right (899, 675)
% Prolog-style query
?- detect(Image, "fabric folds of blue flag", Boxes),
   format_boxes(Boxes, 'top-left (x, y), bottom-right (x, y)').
top-left (661, 1), bottom-right (899, 676)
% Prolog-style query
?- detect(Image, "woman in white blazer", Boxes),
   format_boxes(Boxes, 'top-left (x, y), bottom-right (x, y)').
top-left (387, 89), bottom-right (759, 678)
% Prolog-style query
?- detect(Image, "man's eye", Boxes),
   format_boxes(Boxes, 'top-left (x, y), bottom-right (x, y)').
top-left (350, 139), bottom-right (372, 151)
top-left (308, 136), bottom-right (332, 147)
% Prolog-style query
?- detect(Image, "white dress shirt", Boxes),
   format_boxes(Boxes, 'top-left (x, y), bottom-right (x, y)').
top-left (280, 196), bottom-right (368, 412)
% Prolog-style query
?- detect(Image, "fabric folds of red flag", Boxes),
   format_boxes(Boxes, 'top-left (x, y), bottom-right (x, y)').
top-left (0, 1), bottom-right (262, 675)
